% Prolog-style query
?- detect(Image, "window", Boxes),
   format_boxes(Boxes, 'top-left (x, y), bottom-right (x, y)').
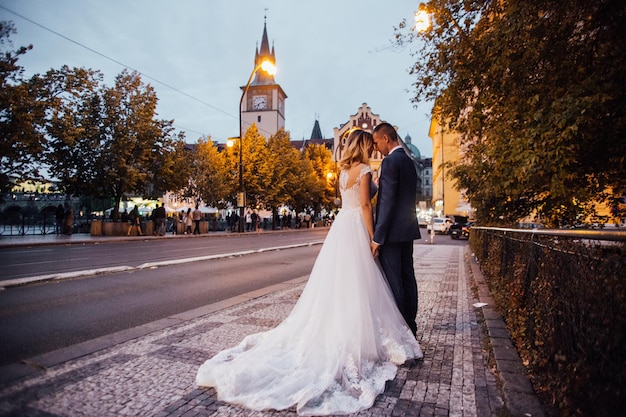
top-left (257, 115), bottom-right (261, 122)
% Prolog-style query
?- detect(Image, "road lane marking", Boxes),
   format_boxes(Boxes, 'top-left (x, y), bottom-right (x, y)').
top-left (0, 241), bottom-right (325, 289)
top-left (0, 266), bottom-right (135, 289)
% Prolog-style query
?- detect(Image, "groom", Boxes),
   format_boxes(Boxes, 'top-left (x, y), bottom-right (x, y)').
top-left (370, 122), bottom-right (421, 336)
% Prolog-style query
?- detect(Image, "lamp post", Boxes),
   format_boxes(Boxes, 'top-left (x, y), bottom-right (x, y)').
top-left (236, 60), bottom-right (276, 233)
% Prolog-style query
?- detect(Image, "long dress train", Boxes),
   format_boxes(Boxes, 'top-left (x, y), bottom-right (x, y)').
top-left (196, 165), bottom-right (423, 415)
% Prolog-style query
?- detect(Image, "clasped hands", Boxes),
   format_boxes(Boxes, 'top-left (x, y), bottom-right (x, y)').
top-left (370, 241), bottom-right (380, 258)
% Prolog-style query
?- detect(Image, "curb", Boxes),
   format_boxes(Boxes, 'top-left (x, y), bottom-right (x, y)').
top-left (467, 251), bottom-right (546, 417)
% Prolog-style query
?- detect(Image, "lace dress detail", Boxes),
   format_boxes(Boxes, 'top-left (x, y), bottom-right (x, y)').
top-left (339, 164), bottom-right (375, 210)
top-left (196, 163), bottom-right (422, 415)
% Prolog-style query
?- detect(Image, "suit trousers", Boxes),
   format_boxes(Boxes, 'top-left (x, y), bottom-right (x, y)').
top-left (378, 241), bottom-right (418, 336)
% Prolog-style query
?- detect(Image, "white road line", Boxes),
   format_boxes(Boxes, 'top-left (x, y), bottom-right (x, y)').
top-left (0, 241), bottom-right (325, 289)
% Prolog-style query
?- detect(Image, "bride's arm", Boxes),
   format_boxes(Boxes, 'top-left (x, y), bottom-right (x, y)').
top-left (359, 171), bottom-right (375, 240)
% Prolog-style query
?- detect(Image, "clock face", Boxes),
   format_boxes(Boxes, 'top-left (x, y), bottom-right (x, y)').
top-left (253, 96), bottom-right (266, 110)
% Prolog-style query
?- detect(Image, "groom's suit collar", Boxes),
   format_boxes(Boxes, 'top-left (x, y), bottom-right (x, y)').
top-left (388, 145), bottom-right (403, 155)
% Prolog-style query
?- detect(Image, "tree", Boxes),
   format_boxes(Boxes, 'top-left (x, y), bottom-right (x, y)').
top-left (224, 124), bottom-right (273, 209)
top-left (42, 68), bottom-right (189, 219)
top-left (265, 128), bottom-right (302, 209)
top-left (0, 21), bottom-right (47, 193)
top-left (41, 66), bottom-right (105, 196)
top-left (304, 144), bottom-right (336, 211)
top-left (396, 0), bottom-right (626, 226)
top-left (149, 130), bottom-right (191, 199)
top-left (188, 137), bottom-right (230, 208)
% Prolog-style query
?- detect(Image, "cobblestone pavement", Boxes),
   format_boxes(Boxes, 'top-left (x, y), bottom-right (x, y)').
top-left (0, 244), bottom-right (544, 417)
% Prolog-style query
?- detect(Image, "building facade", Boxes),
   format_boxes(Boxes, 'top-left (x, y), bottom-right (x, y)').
top-left (332, 103), bottom-right (427, 205)
top-left (428, 115), bottom-right (472, 217)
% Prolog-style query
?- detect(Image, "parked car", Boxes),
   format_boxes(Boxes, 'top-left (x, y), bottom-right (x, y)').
top-left (427, 217), bottom-right (453, 234)
top-left (450, 221), bottom-right (472, 239)
top-left (418, 216), bottom-right (429, 228)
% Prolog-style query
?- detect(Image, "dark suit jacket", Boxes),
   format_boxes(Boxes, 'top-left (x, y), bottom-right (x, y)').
top-left (373, 148), bottom-right (421, 245)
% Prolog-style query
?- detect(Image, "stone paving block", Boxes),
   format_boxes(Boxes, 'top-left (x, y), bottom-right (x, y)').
top-left (481, 308), bottom-right (502, 321)
top-left (493, 346), bottom-right (522, 362)
top-left (503, 390), bottom-right (546, 417)
top-left (497, 359), bottom-right (527, 374)
top-left (501, 372), bottom-right (535, 394)
top-left (489, 335), bottom-right (514, 349)
top-left (487, 326), bottom-right (510, 339)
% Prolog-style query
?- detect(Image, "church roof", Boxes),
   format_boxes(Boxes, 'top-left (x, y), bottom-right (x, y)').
top-left (405, 143), bottom-right (421, 159)
top-left (310, 119), bottom-right (323, 140)
top-left (403, 133), bottom-right (421, 159)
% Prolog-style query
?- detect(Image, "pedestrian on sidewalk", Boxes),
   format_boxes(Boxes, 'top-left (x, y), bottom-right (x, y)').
top-left (192, 205), bottom-right (202, 235)
top-left (153, 203), bottom-right (166, 236)
top-left (184, 208), bottom-right (193, 235)
top-left (54, 204), bottom-right (64, 234)
top-left (196, 127), bottom-right (423, 416)
top-left (245, 210), bottom-right (252, 232)
top-left (127, 206), bottom-right (142, 236)
top-left (370, 122), bottom-right (421, 337)
top-left (62, 202), bottom-right (73, 235)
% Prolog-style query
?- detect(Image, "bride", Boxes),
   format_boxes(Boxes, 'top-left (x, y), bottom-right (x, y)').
top-left (196, 128), bottom-right (423, 415)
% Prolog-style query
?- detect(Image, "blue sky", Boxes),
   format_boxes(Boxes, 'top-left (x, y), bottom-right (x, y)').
top-left (1, 0), bottom-right (434, 157)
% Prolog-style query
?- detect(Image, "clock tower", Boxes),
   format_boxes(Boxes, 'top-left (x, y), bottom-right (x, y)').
top-left (240, 19), bottom-right (287, 139)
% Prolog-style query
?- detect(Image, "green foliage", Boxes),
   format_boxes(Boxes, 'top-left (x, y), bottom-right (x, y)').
top-left (0, 21), bottom-right (47, 192)
top-left (41, 66), bottom-right (104, 196)
top-left (397, 0), bottom-right (626, 226)
top-left (150, 131), bottom-right (191, 199)
top-left (40, 67), bottom-right (188, 219)
top-left (471, 229), bottom-right (626, 416)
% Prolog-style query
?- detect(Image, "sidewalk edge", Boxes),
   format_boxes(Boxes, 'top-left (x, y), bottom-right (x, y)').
top-left (465, 246), bottom-right (547, 417)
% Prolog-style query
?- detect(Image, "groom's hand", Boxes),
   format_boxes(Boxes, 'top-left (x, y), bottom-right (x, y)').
top-left (371, 241), bottom-right (380, 258)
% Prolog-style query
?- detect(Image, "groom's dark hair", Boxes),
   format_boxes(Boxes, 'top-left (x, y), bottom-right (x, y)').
top-left (373, 122), bottom-right (399, 142)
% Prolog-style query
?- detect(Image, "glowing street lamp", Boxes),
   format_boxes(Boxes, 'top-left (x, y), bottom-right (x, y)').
top-left (236, 59), bottom-right (276, 233)
top-left (414, 3), bottom-right (431, 32)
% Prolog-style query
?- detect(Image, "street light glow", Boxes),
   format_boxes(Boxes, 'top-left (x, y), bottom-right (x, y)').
top-left (261, 60), bottom-right (276, 75)
top-left (414, 3), bottom-right (431, 32)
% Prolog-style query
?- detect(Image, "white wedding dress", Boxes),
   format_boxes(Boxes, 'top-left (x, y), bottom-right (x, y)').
top-left (196, 165), bottom-right (423, 415)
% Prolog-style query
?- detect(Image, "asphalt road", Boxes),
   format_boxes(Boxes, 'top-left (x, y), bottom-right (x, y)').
top-left (0, 237), bottom-right (324, 366)
top-left (0, 229), bottom-right (329, 282)
top-left (0, 229), bottom-right (467, 367)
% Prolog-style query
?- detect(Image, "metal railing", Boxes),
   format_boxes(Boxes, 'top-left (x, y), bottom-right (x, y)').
top-left (1, 211), bottom-right (96, 235)
top-left (470, 227), bottom-right (625, 416)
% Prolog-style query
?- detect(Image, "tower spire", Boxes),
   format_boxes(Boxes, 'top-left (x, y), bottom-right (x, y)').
top-left (252, 15), bottom-right (275, 85)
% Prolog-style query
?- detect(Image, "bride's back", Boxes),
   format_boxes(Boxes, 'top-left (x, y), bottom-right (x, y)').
top-left (339, 163), bottom-right (372, 210)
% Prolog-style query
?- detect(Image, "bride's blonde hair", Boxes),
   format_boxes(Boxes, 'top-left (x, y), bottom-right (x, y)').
top-left (337, 128), bottom-right (373, 170)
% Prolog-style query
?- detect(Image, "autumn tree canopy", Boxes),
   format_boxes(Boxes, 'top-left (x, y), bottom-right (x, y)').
top-left (396, 0), bottom-right (626, 226)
